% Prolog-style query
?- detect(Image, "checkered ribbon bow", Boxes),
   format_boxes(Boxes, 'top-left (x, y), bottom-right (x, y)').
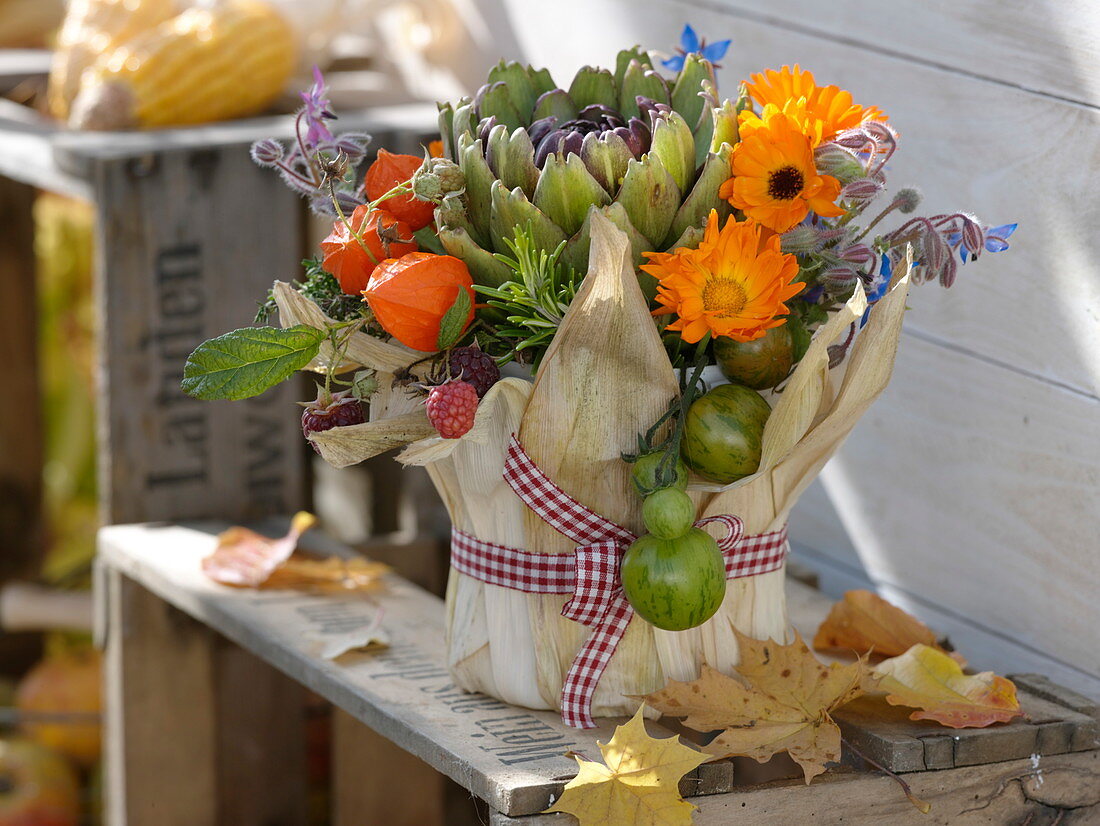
top-left (450, 435), bottom-right (789, 729)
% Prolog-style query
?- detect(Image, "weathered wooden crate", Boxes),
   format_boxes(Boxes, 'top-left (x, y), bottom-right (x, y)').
top-left (96, 521), bottom-right (1100, 825)
top-left (0, 53), bottom-right (438, 541)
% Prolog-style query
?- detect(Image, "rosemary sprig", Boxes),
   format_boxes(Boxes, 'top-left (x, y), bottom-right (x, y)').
top-left (473, 224), bottom-right (580, 368)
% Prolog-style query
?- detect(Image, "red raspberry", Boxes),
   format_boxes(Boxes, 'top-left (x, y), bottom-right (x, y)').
top-left (425, 380), bottom-right (479, 439)
top-left (301, 390), bottom-right (365, 451)
top-left (448, 346), bottom-right (500, 398)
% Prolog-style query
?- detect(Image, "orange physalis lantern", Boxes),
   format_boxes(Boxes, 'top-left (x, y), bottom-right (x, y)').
top-left (364, 149), bottom-right (436, 231)
top-left (363, 253), bottom-right (475, 352)
top-left (320, 206), bottom-right (417, 295)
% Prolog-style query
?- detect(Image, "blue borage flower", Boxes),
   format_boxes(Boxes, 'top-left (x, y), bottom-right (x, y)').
top-left (946, 222), bottom-right (1018, 262)
top-left (662, 24), bottom-right (731, 71)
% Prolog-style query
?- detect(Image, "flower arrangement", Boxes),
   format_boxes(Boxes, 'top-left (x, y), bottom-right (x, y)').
top-left (183, 26), bottom-right (1014, 728)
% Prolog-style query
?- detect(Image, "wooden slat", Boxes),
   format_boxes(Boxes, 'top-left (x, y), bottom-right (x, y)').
top-left (96, 522), bottom-right (687, 817)
top-left (489, 751), bottom-right (1100, 825)
top-left (799, 335), bottom-right (1100, 690)
top-left (101, 566), bottom-right (309, 825)
top-left (0, 175), bottom-right (42, 578)
top-left (688, 0), bottom-right (1100, 107)
top-left (835, 691), bottom-right (1099, 773)
top-left (332, 708), bottom-right (447, 826)
top-left (102, 565), bottom-right (220, 824)
top-left (90, 145), bottom-right (306, 524)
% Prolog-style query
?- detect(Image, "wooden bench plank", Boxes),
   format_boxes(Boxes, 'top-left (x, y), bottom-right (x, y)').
top-left (489, 751), bottom-right (1100, 825)
top-left (96, 522), bottom-right (684, 817)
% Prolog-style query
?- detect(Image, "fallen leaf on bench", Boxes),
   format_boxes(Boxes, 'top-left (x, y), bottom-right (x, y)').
top-left (314, 610), bottom-right (390, 659)
top-left (202, 513), bottom-right (389, 593)
top-left (872, 644), bottom-right (1022, 728)
top-left (263, 556), bottom-right (389, 593)
top-left (644, 630), bottom-right (865, 784)
top-left (202, 512), bottom-right (316, 587)
top-left (545, 706), bottom-right (707, 826)
top-left (813, 590), bottom-right (966, 666)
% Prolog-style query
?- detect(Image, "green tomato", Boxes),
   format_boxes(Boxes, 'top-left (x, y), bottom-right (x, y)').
top-left (714, 325), bottom-right (794, 390)
top-left (630, 452), bottom-right (689, 496)
top-left (620, 529), bottom-right (726, 631)
top-left (681, 383), bottom-right (770, 484)
top-left (641, 488), bottom-right (695, 539)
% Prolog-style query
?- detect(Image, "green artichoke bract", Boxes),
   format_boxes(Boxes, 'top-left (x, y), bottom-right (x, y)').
top-left (435, 50), bottom-right (739, 295)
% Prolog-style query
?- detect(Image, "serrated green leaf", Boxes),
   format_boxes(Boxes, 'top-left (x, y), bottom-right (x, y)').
top-left (181, 325), bottom-right (325, 400)
top-left (437, 287), bottom-right (473, 350)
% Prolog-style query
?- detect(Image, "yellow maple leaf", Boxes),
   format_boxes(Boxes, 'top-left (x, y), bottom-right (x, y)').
top-left (873, 644), bottom-right (1022, 728)
top-left (545, 706), bottom-right (708, 826)
top-left (644, 630), bottom-right (865, 784)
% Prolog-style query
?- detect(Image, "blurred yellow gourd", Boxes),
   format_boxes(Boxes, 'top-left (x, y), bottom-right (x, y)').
top-left (48, 0), bottom-right (180, 119)
top-left (52, 0), bottom-right (297, 130)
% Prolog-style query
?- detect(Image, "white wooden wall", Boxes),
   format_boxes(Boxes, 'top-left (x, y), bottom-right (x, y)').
top-left (489, 0), bottom-right (1100, 696)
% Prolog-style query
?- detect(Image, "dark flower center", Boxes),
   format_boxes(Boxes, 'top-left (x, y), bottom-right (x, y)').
top-left (768, 165), bottom-right (804, 201)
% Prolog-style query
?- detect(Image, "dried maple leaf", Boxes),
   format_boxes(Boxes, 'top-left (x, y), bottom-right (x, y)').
top-left (202, 513), bottom-right (389, 593)
top-left (644, 630), bottom-right (865, 784)
top-left (545, 706), bottom-right (708, 826)
top-left (873, 644), bottom-right (1022, 728)
top-left (813, 590), bottom-right (967, 667)
top-left (202, 512), bottom-right (316, 586)
top-left (264, 556), bottom-right (389, 593)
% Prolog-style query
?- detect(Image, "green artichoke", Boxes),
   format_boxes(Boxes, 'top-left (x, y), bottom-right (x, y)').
top-left (435, 48), bottom-right (739, 296)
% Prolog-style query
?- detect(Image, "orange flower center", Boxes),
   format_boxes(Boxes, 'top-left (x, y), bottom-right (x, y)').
top-left (768, 165), bottom-right (804, 201)
top-left (702, 277), bottom-right (748, 316)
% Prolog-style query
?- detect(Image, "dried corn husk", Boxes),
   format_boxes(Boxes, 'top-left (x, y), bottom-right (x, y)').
top-left (299, 226), bottom-right (914, 720)
top-left (435, 228), bottom-right (910, 715)
top-left (516, 212), bottom-right (680, 714)
top-left (401, 378), bottom-right (544, 707)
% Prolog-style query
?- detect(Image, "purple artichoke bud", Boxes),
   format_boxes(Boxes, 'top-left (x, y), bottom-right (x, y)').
top-left (534, 132), bottom-right (562, 167)
top-left (473, 83), bottom-right (491, 118)
top-left (577, 104), bottom-right (623, 125)
top-left (528, 116), bottom-right (559, 148)
top-left (621, 117), bottom-right (651, 157)
top-left (635, 96), bottom-right (672, 127)
top-left (841, 177), bottom-right (884, 202)
top-left (838, 243), bottom-right (875, 268)
top-left (559, 130), bottom-right (585, 158)
top-left (250, 138), bottom-right (284, 167)
top-left (895, 187), bottom-right (921, 213)
top-left (477, 116), bottom-right (498, 146)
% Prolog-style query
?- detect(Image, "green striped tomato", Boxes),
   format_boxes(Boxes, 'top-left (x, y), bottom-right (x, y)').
top-left (641, 488), bottom-right (695, 539)
top-left (714, 325), bottom-right (794, 390)
top-left (620, 529), bottom-right (726, 631)
top-left (681, 383), bottom-right (770, 484)
top-left (630, 452), bottom-right (689, 496)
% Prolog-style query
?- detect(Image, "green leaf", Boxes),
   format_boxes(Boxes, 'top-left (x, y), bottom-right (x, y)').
top-left (182, 325), bottom-right (325, 400)
top-left (437, 287), bottom-right (473, 350)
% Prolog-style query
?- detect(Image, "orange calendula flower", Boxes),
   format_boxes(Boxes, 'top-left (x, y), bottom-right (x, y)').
top-left (740, 65), bottom-right (886, 145)
top-left (721, 111), bottom-right (845, 233)
top-left (642, 211), bottom-right (803, 344)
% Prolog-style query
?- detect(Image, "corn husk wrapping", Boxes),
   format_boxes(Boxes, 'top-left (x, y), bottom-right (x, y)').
top-left (516, 212), bottom-right (681, 713)
top-left (398, 378), bottom-right (543, 708)
top-left (286, 227), bottom-right (913, 718)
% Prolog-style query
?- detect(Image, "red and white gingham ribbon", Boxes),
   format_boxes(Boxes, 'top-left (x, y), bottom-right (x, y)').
top-left (450, 435), bottom-right (789, 729)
